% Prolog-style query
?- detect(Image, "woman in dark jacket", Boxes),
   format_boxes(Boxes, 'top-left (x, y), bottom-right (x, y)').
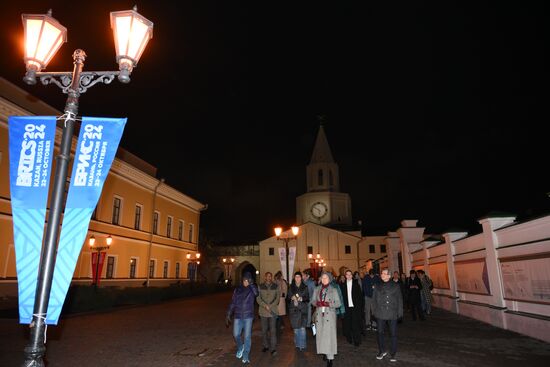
top-left (226, 273), bottom-right (259, 364)
top-left (287, 271), bottom-right (310, 351)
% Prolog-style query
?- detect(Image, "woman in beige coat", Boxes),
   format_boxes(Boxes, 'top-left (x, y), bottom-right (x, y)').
top-left (311, 272), bottom-right (342, 367)
top-left (274, 271), bottom-right (288, 332)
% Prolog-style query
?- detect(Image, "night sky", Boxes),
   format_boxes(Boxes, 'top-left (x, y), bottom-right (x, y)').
top-left (0, 1), bottom-right (548, 243)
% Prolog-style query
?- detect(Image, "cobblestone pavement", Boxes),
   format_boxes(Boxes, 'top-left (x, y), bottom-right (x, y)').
top-left (1, 291), bottom-right (549, 366)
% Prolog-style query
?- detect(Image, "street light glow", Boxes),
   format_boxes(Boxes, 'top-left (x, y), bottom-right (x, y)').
top-left (291, 226), bottom-right (299, 236)
top-left (22, 11), bottom-right (67, 74)
top-left (274, 227), bottom-right (282, 237)
top-left (110, 6), bottom-right (153, 82)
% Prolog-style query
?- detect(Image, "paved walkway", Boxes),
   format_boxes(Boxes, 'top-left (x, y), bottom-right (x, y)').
top-left (1, 291), bottom-right (549, 366)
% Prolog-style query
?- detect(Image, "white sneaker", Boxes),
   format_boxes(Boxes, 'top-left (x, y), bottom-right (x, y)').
top-left (236, 345), bottom-right (244, 359)
top-left (376, 352), bottom-right (388, 360)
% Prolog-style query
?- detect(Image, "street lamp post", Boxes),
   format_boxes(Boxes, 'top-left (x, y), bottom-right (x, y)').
top-left (274, 226), bottom-right (299, 282)
top-left (19, 7), bottom-right (153, 366)
top-left (88, 235), bottom-right (113, 288)
top-left (187, 253), bottom-right (201, 282)
top-left (222, 257), bottom-right (235, 282)
top-left (308, 253), bottom-right (326, 280)
top-left (315, 253), bottom-right (327, 275)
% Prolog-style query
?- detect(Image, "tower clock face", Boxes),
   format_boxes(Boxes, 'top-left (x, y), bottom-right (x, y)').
top-left (310, 202), bottom-right (328, 219)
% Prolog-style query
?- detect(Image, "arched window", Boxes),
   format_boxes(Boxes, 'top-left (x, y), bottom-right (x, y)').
top-left (329, 170), bottom-right (334, 186)
top-left (318, 169), bottom-right (324, 186)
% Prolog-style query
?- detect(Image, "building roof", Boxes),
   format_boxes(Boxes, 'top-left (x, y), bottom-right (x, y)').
top-left (259, 221), bottom-right (362, 244)
top-left (477, 211), bottom-right (517, 220)
top-left (0, 77), bottom-right (156, 177)
top-left (0, 77), bottom-right (206, 209)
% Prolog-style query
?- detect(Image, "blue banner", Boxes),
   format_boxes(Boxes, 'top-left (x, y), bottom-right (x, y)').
top-left (47, 116), bottom-right (126, 324)
top-left (8, 116), bottom-right (56, 324)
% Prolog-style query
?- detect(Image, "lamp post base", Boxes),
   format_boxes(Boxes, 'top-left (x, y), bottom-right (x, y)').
top-left (22, 340), bottom-right (46, 367)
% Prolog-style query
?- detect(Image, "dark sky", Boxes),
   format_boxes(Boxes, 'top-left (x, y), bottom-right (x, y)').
top-left (1, 1), bottom-right (548, 243)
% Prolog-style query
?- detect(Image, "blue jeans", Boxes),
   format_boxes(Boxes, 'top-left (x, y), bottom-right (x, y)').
top-left (233, 318), bottom-right (253, 360)
top-left (294, 327), bottom-right (306, 349)
top-left (376, 318), bottom-right (397, 356)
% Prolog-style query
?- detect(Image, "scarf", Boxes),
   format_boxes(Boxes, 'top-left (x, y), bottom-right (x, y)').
top-left (317, 284), bottom-right (329, 307)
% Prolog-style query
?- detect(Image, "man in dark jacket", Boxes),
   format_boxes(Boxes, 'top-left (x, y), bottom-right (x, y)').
top-left (226, 272), bottom-right (259, 364)
top-left (362, 269), bottom-right (381, 331)
top-left (373, 268), bottom-right (403, 363)
top-left (340, 269), bottom-right (364, 346)
top-left (406, 269), bottom-right (424, 321)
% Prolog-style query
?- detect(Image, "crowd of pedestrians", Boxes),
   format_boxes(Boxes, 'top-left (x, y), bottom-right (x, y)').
top-left (225, 267), bottom-right (434, 365)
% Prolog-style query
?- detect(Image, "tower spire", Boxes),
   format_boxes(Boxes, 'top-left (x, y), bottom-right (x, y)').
top-left (310, 123), bottom-right (335, 164)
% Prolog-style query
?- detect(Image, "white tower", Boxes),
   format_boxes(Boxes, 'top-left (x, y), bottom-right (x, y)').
top-left (296, 124), bottom-right (352, 226)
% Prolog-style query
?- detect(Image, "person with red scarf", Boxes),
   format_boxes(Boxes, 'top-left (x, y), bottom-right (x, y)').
top-left (311, 272), bottom-right (342, 367)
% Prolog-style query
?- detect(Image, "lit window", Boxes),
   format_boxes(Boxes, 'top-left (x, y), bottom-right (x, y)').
top-left (129, 258), bottom-right (137, 278)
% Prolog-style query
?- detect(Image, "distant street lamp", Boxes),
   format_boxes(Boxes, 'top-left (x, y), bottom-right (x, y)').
top-left (19, 7), bottom-right (153, 366)
top-left (316, 253), bottom-right (327, 274)
top-left (187, 253), bottom-right (201, 282)
top-left (222, 257), bottom-right (235, 282)
top-left (308, 253), bottom-right (326, 280)
top-left (88, 235), bottom-right (113, 288)
top-left (274, 226), bottom-right (299, 282)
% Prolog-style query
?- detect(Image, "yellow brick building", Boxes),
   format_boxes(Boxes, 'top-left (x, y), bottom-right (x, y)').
top-left (0, 78), bottom-right (206, 296)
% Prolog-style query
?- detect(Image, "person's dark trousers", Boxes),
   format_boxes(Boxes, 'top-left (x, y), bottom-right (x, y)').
top-left (376, 318), bottom-right (397, 356)
top-left (410, 299), bottom-right (425, 320)
top-left (343, 306), bottom-right (362, 345)
top-left (260, 316), bottom-right (277, 351)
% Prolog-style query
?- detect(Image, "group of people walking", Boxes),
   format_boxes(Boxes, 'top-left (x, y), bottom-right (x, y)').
top-left (225, 267), bottom-right (433, 365)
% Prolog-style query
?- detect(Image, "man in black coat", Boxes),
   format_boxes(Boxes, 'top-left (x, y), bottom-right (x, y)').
top-left (373, 268), bottom-right (403, 362)
top-left (340, 269), bottom-right (364, 346)
top-left (406, 269), bottom-right (425, 321)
